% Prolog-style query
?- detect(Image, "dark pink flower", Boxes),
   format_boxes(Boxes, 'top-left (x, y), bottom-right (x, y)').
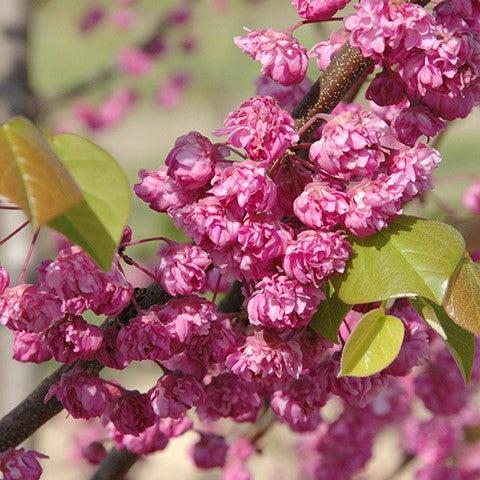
top-left (234, 28), bottom-right (308, 85)
top-left (292, 0), bottom-right (350, 21)
top-left (0, 448), bottom-right (47, 480)
top-left (191, 433), bottom-right (228, 469)
top-left (13, 331), bottom-right (52, 363)
top-left (392, 106), bottom-right (445, 145)
top-left (366, 70), bottom-right (407, 107)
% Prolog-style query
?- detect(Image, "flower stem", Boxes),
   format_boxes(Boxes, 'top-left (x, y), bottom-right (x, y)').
top-left (18, 228), bottom-right (40, 284)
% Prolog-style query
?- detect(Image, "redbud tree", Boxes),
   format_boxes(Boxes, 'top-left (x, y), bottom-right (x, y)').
top-left (1, 0), bottom-right (480, 479)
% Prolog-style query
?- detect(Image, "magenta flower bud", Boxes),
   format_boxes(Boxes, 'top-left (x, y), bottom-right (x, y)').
top-left (191, 433), bottom-right (228, 469)
top-left (292, 0), bottom-right (350, 21)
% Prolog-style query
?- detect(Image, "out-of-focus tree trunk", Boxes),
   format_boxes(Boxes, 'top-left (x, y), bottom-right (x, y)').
top-left (0, 0), bottom-right (37, 442)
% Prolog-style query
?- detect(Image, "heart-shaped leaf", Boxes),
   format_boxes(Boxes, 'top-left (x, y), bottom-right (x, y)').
top-left (340, 307), bottom-right (405, 377)
top-left (0, 117), bottom-right (82, 226)
top-left (311, 283), bottom-right (351, 343)
top-left (333, 216), bottom-right (465, 305)
top-left (410, 297), bottom-right (475, 383)
top-left (443, 255), bottom-right (480, 335)
top-left (48, 134), bottom-right (131, 270)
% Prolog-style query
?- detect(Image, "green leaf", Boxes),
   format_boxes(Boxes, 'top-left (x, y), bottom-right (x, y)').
top-left (443, 255), bottom-right (480, 335)
top-left (0, 117), bottom-right (82, 227)
top-left (410, 297), bottom-right (475, 383)
top-left (48, 134), bottom-right (131, 270)
top-left (311, 283), bottom-right (351, 343)
top-left (339, 307), bottom-right (405, 377)
top-left (333, 216), bottom-right (465, 305)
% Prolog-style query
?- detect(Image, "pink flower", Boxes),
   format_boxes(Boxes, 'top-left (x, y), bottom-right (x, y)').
top-left (254, 75), bottom-right (312, 112)
top-left (283, 230), bottom-right (351, 286)
top-left (214, 96), bottom-right (299, 163)
top-left (156, 72), bottom-right (191, 109)
top-left (13, 331), bottom-right (52, 363)
top-left (45, 371), bottom-right (111, 419)
top-left (197, 372), bottom-right (262, 422)
top-left (415, 464), bottom-right (463, 480)
top-left (156, 243), bottom-right (211, 296)
top-left (247, 274), bottom-right (324, 330)
top-left (37, 246), bottom-right (132, 316)
top-left (392, 106), bottom-right (445, 145)
top-left (465, 179), bottom-right (480, 214)
top-left (116, 306), bottom-right (175, 362)
top-left (46, 315), bottom-right (103, 364)
top-left (109, 390), bottom-right (156, 436)
top-left (165, 131), bottom-right (218, 190)
top-left (134, 167), bottom-right (196, 213)
top-left (226, 330), bottom-right (303, 382)
top-left (0, 284), bottom-right (62, 333)
top-left (210, 160), bottom-right (277, 213)
top-left (0, 448), bottom-right (47, 480)
top-left (191, 433), bottom-right (228, 469)
top-left (366, 70), bottom-right (407, 107)
top-left (118, 47), bottom-right (152, 76)
top-left (294, 182), bottom-right (349, 230)
top-left (0, 266), bottom-right (9, 293)
top-left (345, 173), bottom-right (405, 237)
top-left (150, 373), bottom-right (205, 419)
top-left (309, 30), bottom-right (348, 70)
top-left (309, 106), bottom-right (389, 180)
top-left (292, 0), bottom-right (350, 21)
top-left (95, 324), bottom-right (129, 370)
top-left (234, 28), bottom-right (308, 85)
top-left (110, 8), bottom-right (136, 30)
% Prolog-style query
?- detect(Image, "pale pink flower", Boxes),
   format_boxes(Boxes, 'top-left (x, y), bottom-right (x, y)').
top-left (283, 230), bottom-right (351, 286)
top-left (165, 131), bottom-right (218, 190)
top-left (150, 373), bottom-right (205, 418)
top-left (0, 448), bottom-right (47, 480)
top-left (465, 179), bottom-right (480, 214)
top-left (309, 30), bottom-right (348, 70)
top-left (156, 243), bottom-right (211, 296)
top-left (197, 372), bottom-right (262, 423)
top-left (214, 96), bottom-right (298, 163)
top-left (13, 331), bottom-right (52, 363)
top-left (156, 72), bottom-right (191, 109)
top-left (292, 0), bottom-right (350, 21)
top-left (110, 8), bottom-right (135, 30)
top-left (45, 371), bottom-right (111, 419)
top-left (234, 28), bottom-right (308, 85)
top-left (191, 433), bottom-right (228, 469)
top-left (294, 182), bottom-right (349, 230)
top-left (210, 160), bottom-right (277, 213)
top-left (0, 284), bottom-right (62, 333)
top-left (118, 46), bottom-right (152, 76)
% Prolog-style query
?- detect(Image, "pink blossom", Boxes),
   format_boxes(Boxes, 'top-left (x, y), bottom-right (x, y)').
top-left (191, 433), bottom-right (228, 469)
top-left (197, 372), bottom-right (262, 423)
top-left (37, 246), bottom-right (132, 316)
top-left (96, 88), bottom-right (137, 129)
top-left (118, 47), bottom-right (152, 76)
top-left (110, 8), bottom-right (136, 30)
top-left (294, 182), bottom-right (349, 230)
top-left (248, 273), bottom-right (324, 330)
top-left (109, 390), bottom-right (156, 436)
top-left (210, 160), bottom-right (277, 213)
top-left (46, 315), bottom-right (103, 364)
top-left (214, 96), bottom-right (298, 163)
top-left (116, 306), bottom-right (175, 362)
top-left (464, 179), bottom-right (480, 214)
top-left (13, 331), bottom-right (52, 363)
top-left (415, 464), bottom-right (463, 480)
top-left (366, 70), bottom-right (407, 107)
top-left (254, 75), bottom-right (312, 112)
top-left (156, 243), bottom-right (211, 296)
top-left (95, 324), bottom-right (129, 370)
top-left (283, 230), bottom-right (351, 286)
top-left (309, 30), bottom-right (348, 70)
top-left (226, 330), bottom-right (303, 382)
top-left (345, 173), bottom-right (405, 237)
top-left (222, 461), bottom-right (251, 480)
top-left (165, 131), bottom-right (218, 190)
top-left (134, 167), bottom-right (196, 213)
top-left (45, 371), bottom-right (111, 419)
top-left (0, 284), bottom-right (62, 333)
top-left (79, 7), bottom-right (105, 33)
top-left (292, 0), bottom-right (350, 21)
top-left (309, 106), bottom-right (389, 180)
top-left (234, 28), bottom-right (308, 85)
top-left (392, 106), bottom-right (445, 145)
top-left (156, 72), bottom-right (191, 109)
top-left (150, 373), bottom-right (205, 418)
top-left (0, 448), bottom-right (47, 480)
top-left (0, 266), bottom-right (9, 293)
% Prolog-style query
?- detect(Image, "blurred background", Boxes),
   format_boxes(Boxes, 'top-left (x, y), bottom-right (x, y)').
top-left (0, 0), bottom-right (478, 478)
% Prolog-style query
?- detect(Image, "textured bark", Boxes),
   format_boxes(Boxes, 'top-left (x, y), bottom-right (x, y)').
top-left (90, 449), bottom-right (139, 480)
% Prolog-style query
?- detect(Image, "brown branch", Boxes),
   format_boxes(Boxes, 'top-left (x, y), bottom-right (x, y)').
top-left (90, 448), bottom-right (139, 480)
top-left (0, 282), bottom-right (170, 452)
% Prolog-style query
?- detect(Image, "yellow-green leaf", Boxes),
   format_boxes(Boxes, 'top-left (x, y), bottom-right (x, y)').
top-left (311, 283), bottom-right (351, 343)
top-left (340, 307), bottom-right (405, 377)
top-left (333, 216), bottom-right (465, 305)
top-left (0, 117), bottom-right (82, 226)
top-left (410, 297), bottom-right (475, 383)
top-left (48, 134), bottom-right (131, 270)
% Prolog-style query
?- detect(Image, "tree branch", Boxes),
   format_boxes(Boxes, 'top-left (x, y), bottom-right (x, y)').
top-left (90, 448), bottom-right (139, 480)
top-left (0, 283), bottom-right (170, 452)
